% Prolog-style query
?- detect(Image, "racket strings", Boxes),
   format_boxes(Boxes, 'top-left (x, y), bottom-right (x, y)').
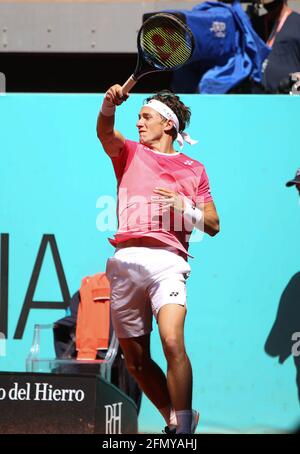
top-left (142, 29), bottom-right (192, 67)
top-left (141, 19), bottom-right (193, 69)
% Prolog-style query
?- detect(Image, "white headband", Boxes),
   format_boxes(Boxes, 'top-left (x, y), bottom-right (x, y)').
top-left (145, 99), bottom-right (198, 150)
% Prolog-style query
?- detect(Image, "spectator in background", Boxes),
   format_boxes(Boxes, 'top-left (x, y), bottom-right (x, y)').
top-left (286, 168), bottom-right (300, 195)
top-left (256, 0), bottom-right (300, 93)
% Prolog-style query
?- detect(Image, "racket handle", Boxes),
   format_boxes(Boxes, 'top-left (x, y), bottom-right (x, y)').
top-left (121, 75), bottom-right (137, 96)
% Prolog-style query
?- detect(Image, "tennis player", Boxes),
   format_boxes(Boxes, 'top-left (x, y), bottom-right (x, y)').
top-left (97, 85), bottom-right (220, 434)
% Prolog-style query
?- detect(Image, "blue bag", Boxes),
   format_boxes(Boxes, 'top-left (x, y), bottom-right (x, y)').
top-left (165, 0), bottom-right (270, 93)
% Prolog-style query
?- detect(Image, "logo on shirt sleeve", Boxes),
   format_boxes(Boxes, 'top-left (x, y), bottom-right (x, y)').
top-left (183, 160), bottom-right (194, 166)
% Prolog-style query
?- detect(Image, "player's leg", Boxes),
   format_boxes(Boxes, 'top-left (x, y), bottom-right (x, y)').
top-left (157, 304), bottom-right (192, 409)
top-left (158, 304), bottom-right (198, 433)
top-left (118, 334), bottom-right (176, 428)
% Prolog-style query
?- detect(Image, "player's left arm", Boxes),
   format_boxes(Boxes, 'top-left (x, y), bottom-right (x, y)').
top-left (196, 165), bottom-right (220, 236)
top-left (202, 201), bottom-right (220, 237)
top-left (152, 187), bottom-right (220, 236)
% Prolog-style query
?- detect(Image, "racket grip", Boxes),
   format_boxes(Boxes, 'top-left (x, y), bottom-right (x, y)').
top-left (121, 75), bottom-right (137, 96)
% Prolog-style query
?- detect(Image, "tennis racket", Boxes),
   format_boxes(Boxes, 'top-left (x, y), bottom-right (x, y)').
top-left (122, 13), bottom-right (195, 95)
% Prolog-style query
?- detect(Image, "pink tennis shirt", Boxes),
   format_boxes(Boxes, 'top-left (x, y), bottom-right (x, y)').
top-left (108, 140), bottom-right (213, 258)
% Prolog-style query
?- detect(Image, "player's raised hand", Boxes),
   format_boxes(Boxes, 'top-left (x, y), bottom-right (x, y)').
top-left (105, 85), bottom-right (128, 106)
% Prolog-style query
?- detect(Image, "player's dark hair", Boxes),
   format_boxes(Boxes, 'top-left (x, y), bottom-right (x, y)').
top-left (144, 90), bottom-right (191, 141)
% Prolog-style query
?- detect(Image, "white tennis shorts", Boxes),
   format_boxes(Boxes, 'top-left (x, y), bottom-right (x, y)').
top-left (105, 246), bottom-right (191, 339)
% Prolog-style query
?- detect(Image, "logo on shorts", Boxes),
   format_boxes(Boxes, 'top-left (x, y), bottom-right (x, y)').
top-left (170, 292), bottom-right (179, 297)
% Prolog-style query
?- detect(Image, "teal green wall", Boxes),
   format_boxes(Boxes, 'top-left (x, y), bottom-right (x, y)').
top-left (0, 94), bottom-right (299, 433)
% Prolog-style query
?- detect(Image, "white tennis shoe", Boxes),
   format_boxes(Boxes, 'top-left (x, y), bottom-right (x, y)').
top-left (163, 409), bottom-right (200, 434)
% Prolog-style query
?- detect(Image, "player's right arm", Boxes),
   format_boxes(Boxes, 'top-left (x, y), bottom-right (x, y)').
top-left (97, 84), bottom-right (126, 157)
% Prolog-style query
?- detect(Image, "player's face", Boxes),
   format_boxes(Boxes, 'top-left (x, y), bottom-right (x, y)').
top-left (136, 107), bottom-right (166, 146)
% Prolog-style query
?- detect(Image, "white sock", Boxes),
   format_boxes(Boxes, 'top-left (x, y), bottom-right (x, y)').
top-left (159, 406), bottom-right (177, 429)
top-left (175, 410), bottom-right (193, 434)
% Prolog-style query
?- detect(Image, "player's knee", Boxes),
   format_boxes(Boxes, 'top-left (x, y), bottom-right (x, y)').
top-left (162, 337), bottom-right (185, 362)
top-left (126, 358), bottom-right (151, 377)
